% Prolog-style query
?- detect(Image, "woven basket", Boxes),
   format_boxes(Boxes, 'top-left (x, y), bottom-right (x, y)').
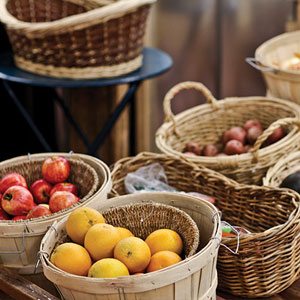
top-left (247, 30), bottom-right (300, 105)
top-left (0, 152), bottom-right (112, 274)
top-left (111, 152), bottom-right (300, 298)
top-left (0, 0), bottom-right (155, 79)
top-left (155, 81), bottom-right (300, 185)
top-left (40, 192), bottom-right (220, 300)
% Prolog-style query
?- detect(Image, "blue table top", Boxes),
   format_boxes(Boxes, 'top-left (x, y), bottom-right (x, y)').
top-left (0, 47), bottom-right (173, 88)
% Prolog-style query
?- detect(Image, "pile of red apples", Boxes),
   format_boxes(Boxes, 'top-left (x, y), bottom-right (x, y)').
top-left (183, 119), bottom-right (285, 157)
top-left (0, 156), bottom-right (80, 221)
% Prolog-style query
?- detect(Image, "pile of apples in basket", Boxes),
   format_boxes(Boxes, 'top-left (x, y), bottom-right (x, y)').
top-left (0, 156), bottom-right (79, 221)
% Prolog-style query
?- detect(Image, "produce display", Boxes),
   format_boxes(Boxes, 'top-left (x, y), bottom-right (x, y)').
top-left (183, 119), bottom-right (286, 156)
top-left (50, 207), bottom-right (184, 278)
top-left (0, 156), bottom-right (80, 221)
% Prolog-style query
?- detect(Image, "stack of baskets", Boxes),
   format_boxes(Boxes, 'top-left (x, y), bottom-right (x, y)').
top-left (0, 152), bottom-right (111, 274)
top-left (40, 192), bottom-right (220, 300)
top-left (110, 152), bottom-right (300, 298)
top-left (0, 0), bottom-right (156, 78)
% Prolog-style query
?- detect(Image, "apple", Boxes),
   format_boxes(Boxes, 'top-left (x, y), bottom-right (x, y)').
top-left (2, 186), bottom-right (35, 216)
top-left (49, 191), bottom-right (79, 213)
top-left (42, 156), bottom-right (71, 184)
top-left (0, 173), bottom-right (27, 194)
top-left (26, 205), bottom-right (52, 219)
top-left (30, 179), bottom-right (53, 204)
top-left (224, 140), bottom-right (245, 155)
top-left (50, 182), bottom-right (78, 197)
top-left (243, 119), bottom-right (263, 131)
top-left (223, 127), bottom-right (247, 145)
top-left (12, 215), bottom-right (27, 221)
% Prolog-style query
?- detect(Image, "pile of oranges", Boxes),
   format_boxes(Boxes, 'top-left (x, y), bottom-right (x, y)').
top-left (50, 207), bottom-right (184, 278)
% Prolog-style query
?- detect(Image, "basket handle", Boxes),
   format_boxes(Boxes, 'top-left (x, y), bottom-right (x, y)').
top-left (163, 81), bottom-right (219, 132)
top-left (252, 117), bottom-right (300, 156)
top-left (245, 57), bottom-right (277, 73)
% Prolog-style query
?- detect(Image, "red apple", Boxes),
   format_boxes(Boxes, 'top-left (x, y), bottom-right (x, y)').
top-left (223, 127), bottom-right (247, 145)
top-left (12, 215), bottom-right (27, 221)
top-left (49, 191), bottom-right (79, 213)
top-left (224, 140), bottom-right (245, 155)
top-left (0, 173), bottom-right (27, 194)
top-left (243, 119), bottom-right (263, 131)
top-left (42, 156), bottom-right (71, 184)
top-left (266, 127), bottom-right (286, 145)
top-left (2, 186), bottom-right (35, 216)
top-left (30, 179), bottom-right (53, 204)
top-left (26, 205), bottom-right (52, 219)
top-left (202, 144), bottom-right (219, 156)
top-left (50, 182), bottom-right (78, 197)
top-left (184, 141), bottom-right (202, 155)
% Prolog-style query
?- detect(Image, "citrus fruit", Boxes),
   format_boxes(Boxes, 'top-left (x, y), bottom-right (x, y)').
top-left (88, 258), bottom-right (129, 278)
top-left (50, 242), bottom-right (92, 276)
top-left (66, 207), bottom-right (105, 245)
top-left (84, 223), bottom-right (120, 260)
top-left (114, 236), bottom-right (151, 273)
top-left (146, 250), bottom-right (182, 272)
top-left (145, 229), bottom-right (183, 255)
top-left (116, 227), bottom-right (134, 240)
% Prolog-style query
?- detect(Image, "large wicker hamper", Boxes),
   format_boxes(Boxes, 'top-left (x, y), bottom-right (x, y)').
top-left (155, 81), bottom-right (300, 185)
top-left (0, 152), bottom-right (112, 274)
top-left (111, 152), bottom-right (300, 298)
top-left (0, 0), bottom-right (155, 79)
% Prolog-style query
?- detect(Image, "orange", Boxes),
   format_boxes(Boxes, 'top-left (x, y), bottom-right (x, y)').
top-left (145, 229), bottom-right (183, 255)
top-left (146, 250), bottom-right (182, 273)
top-left (114, 237), bottom-right (151, 273)
top-left (66, 207), bottom-right (106, 245)
top-left (84, 223), bottom-right (120, 261)
top-left (88, 258), bottom-right (129, 278)
top-left (50, 242), bottom-right (92, 276)
top-left (116, 227), bottom-right (134, 240)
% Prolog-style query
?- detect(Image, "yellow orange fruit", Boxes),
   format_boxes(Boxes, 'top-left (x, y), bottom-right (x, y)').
top-left (146, 250), bottom-right (182, 273)
top-left (50, 242), bottom-right (92, 276)
top-left (84, 223), bottom-right (120, 260)
top-left (145, 229), bottom-right (183, 255)
top-left (88, 258), bottom-right (129, 278)
top-left (116, 227), bottom-right (134, 240)
top-left (114, 237), bottom-right (151, 273)
top-left (66, 207), bottom-right (106, 245)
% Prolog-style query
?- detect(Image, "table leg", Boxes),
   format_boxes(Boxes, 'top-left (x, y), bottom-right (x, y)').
top-left (87, 81), bottom-right (141, 156)
top-left (1, 80), bottom-right (52, 152)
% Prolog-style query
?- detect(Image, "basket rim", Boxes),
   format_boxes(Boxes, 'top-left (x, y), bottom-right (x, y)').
top-left (0, 0), bottom-right (156, 37)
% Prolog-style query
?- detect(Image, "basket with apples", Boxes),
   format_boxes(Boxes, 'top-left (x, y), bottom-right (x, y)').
top-left (156, 81), bottom-right (300, 184)
top-left (0, 152), bottom-right (111, 274)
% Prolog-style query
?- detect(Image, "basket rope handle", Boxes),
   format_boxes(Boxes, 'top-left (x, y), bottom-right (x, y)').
top-left (252, 117), bottom-right (300, 157)
top-left (163, 81), bottom-right (219, 133)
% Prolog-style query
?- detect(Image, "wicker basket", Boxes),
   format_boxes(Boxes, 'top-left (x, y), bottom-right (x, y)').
top-left (0, 152), bottom-right (112, 274)
top-left (40, 192), bottom-right (221, 300)
top-left (155, 81), bottom-right (300, 185)
top-left (0, 0), bottom-right (155, 79)
top-left (247, 30), bottom-right (300, 105)
top-left (111, 152), bottom-right (300, 298)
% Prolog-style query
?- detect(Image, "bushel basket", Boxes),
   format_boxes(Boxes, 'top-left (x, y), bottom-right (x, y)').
top-left (40, 192), bottom-right (220, 300)
top-left (155, 81), bottom-right (300, 184)
top-left (0, 0), bottom-right (155, 79)
top-left (111, 152), bottom-right (300, 298)
top-left (0, 152), bottom-right (112, 274)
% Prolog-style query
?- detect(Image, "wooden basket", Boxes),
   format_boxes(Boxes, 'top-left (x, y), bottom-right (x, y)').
top-left (40, 192), bottom-right (221, 300)
top-left (111, 152), bottom-right (300, 298)
top-left (0, 0), bottom-right (155, 79)
top-left (0, 152), bottom-right (112, 274)
top-left (247, 30), bottom-right (300, 105)
top-left (155, 81), bottom-right (300, 184)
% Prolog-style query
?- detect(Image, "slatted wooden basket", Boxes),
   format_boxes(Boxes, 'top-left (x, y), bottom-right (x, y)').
top-left (0, 152), bottom-right (112, 274)
top-left (111, 152), bottom-right (300, 298)
top-left (155, 81), bottom-right (300, 184)
top-left (40, 192), bottom-right (221, 300)
top-left (0, 0), bottom-right (155, 79)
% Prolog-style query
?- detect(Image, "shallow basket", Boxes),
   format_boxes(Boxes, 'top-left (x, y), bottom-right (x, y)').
top-left (0, 152), bottom-right (112, 274)
top-left (155, 81), bottom-right (300, 185)
top-left (0, 0), bottom-right (155, 79)
top-left (111, 152), bottom-right (300, 298)
top-left (40, 192), bottom-right (220, 300)
top-left (247, 30), bottom-right (300, 105)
